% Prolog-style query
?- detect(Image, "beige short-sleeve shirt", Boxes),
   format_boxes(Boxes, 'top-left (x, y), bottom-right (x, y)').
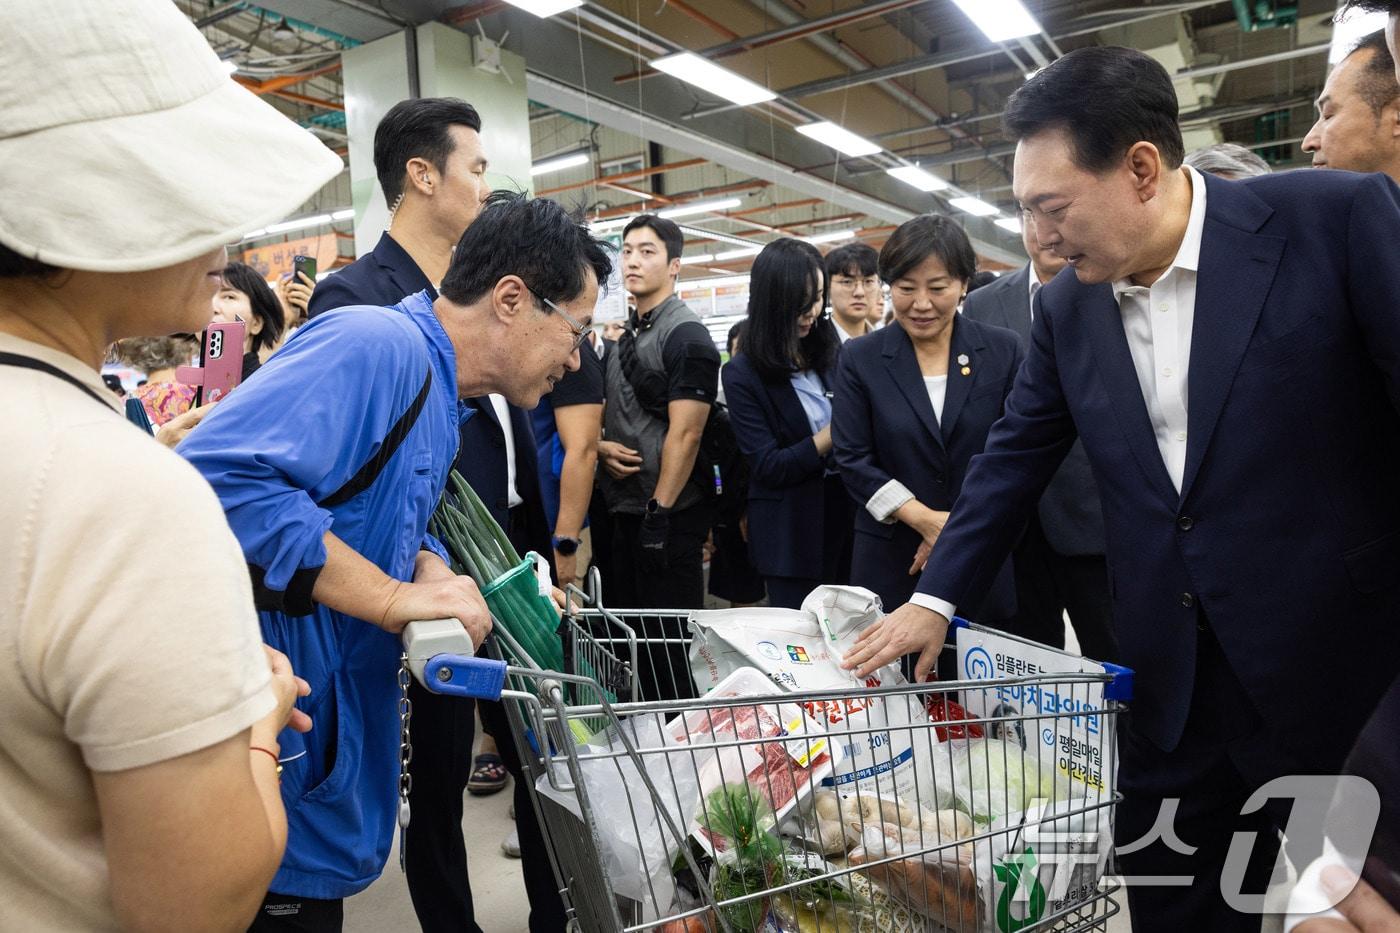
top-left (0, 333), bottom-right (274, 930)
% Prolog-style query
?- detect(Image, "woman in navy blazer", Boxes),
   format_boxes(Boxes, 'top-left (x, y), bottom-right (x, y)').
top-left (833, 214), bottom-right (1023, 620)
top-left (722, 238), bottom-right (855, 608)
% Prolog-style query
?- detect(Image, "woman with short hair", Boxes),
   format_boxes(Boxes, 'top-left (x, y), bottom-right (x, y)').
top-left (213, 261), bottom-right (287, 378)
top-left (833, 214), bottom-right (1023, 621)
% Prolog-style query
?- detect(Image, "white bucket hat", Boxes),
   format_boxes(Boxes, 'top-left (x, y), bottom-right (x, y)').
top-left (0, 0), bottom-right (345, 273)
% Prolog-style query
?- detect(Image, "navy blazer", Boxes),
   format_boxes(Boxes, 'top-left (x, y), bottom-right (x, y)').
top-left (721, 353), bottom-right (837, 578)
top-left (309, 233), bottom-right (550, 560)
top-left (963, 265), bottom-right (1106, 557)
top-left (916, 170), bottom-right (1400, 754)
top-left (833, 316), bottom-right (1023, 617)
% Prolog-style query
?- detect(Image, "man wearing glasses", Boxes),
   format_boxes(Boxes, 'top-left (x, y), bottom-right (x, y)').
top-left (824, 242), bottom-right (882, 343)
top-left (179, 192), bottom-right (607, 930)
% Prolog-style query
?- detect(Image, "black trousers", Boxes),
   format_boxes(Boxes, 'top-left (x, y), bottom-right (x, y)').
top-left (608, 503), bottom-right (712, 610)
top-left (609, 503), bottom-right (712, 700)
top-left (1114, 621), bottom-right (1344, 932)
top-left (404, 507), bottom-right (568, 933)
top-left (1007, 515), bottom-right (1119, 662)
top-left (248, 892), bottom-right (343, 932)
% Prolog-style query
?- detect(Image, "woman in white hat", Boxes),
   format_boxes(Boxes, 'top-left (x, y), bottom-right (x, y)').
top-left (0, 0), bottom-right (343, 929)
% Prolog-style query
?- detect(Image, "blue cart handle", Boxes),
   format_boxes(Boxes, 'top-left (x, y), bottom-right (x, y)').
top-left (401, 619), bottom-right (506, 698)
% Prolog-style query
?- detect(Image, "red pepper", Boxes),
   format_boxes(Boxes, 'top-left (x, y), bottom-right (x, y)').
top-left (927, 695), bottom-right (985, 741)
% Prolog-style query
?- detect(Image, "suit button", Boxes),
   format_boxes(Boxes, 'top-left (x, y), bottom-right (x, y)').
top-left (1181, 592), bottom-right (1195, 609)
top-left (1177, 515), bottom-right (1194, 531)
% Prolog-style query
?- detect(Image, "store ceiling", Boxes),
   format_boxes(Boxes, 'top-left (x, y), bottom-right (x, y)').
top-left (181, 0), bottom-right (1343, 276)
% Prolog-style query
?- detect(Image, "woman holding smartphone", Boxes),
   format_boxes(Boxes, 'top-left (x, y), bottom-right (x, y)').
top-left (0, 1), bottom-right (342, 928)
top-left (721, 238), bottom-right (854, 609)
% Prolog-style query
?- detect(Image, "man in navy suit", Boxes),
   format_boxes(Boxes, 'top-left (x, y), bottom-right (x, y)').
top-left (962, 222), bottom-right (1117, 662)
top-left (845, 47), bottom-right (1400, 930)
top-left (307, 98), bottom-right (562, 933)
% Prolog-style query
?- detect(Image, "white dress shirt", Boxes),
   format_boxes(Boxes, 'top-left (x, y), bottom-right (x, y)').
top-left (912, 166), bottom-right (1208, 620)
top-left (488, 393), bottom-right (523, 509)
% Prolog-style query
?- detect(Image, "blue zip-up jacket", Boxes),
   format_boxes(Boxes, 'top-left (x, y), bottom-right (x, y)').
top-left (178, 291), bottom-right (468, 898)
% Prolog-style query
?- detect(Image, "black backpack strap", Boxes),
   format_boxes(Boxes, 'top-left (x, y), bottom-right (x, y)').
top-left (0, 352), bottom-right (115, 409)
top-left (319, 367), bottom-right (433, 508)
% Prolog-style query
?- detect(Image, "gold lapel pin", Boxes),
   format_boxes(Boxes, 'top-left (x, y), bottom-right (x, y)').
top-left (957, 353), bottom-right (971, 376)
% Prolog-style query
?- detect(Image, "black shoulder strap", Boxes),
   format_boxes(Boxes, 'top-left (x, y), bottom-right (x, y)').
top-left (319, 367), bottom-right (433, 508)
top-left (0, 352), bottom-right (115, 409)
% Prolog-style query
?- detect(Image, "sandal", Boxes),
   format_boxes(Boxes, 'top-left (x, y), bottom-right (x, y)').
top-left (467, 753), bottom-right (509, 796)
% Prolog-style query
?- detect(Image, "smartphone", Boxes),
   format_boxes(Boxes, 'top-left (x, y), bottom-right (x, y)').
top-left (175, 320), bottom-right (245, 406)
top-left (293, 254), bottom-right (318, 284)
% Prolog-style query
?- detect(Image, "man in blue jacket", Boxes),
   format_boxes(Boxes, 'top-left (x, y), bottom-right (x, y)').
top-left (846, 47), bottom-right (1400, 930)
top-left (179, 192), bottom-right (608, 929)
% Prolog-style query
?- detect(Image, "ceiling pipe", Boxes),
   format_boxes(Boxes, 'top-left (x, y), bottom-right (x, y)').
top-left (535, 157), bottom-right (707, 196)
top-left (1175, 41), bottom-right (1328, 79)
top-left (614, 0), bottom-right (927, 83)
top-left (686, 0), bottom-right (1233, 119)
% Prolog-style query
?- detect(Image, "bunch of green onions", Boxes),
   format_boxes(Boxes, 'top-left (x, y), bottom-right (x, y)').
top-left (429, 470), bottom-right (564, 671)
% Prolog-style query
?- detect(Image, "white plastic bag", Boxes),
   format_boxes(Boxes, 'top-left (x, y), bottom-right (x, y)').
top-left (535, 714), bottom-right (699, 920)
top-left (688, 585), bottom-right (951, 806)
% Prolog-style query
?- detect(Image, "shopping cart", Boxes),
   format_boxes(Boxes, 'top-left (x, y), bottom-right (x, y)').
top-left (412, 573), bottom-right (1134, 933)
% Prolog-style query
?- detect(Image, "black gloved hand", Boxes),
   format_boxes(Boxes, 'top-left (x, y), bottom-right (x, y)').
top-left (639, 509), bottom-right (670, 573)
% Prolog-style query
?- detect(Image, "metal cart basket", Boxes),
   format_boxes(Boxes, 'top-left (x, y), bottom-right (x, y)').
top-left (422, 574), bottom-right (1134, 933)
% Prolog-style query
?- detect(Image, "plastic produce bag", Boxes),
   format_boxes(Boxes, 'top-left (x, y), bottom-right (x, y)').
top-left (948, 737), bottom-right (1061, 825)
top-left (536, 714), bottom-right (700, 920)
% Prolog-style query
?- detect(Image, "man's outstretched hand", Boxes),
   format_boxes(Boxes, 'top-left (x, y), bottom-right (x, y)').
top-left (842, 602), bottom-right (950, 680)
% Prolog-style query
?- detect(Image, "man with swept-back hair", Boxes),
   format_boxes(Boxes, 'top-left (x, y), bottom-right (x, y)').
top-left (1303, 30), bottom-right (1400, 181)
top-left (845, 44), bottom-right (1400, 931)
top-left (182, 191), bottom-right (605, 929)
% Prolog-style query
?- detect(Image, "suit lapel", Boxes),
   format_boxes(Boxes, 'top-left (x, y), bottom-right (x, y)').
top-left (938, 318), bottom-right (981, 443)
top-left (1084, 286), bottom-right (1180, 506)
top-left (1179, 219), bottom-right (1284, 502)
top-left (1001, 266), bottom-right (1035, 342)
top-left (765, 372), bottom-right (815, 443)
top-left (885, 326), bottom-right (945, 450)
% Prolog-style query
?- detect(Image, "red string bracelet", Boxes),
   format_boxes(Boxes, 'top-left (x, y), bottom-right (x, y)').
top-left (250, 746), bottom-right (283, 780)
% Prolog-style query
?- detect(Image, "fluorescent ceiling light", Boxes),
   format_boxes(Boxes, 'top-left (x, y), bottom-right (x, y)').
top-left (679, 253), bottom-right (716, 265)
top-left (243, 208), bottom-right (354, 240)
top-left (804, 229), bottom-right (857, 245)
top-left (588, 216), bottom-right (636, 233)
top-left (676, 224), bottom-right (754, 248)
top-left (949, 196), bottom-right (999, 217)
top-left (657, 197), bottom-right (741, 219)
top-left (531, 152), bottom-right (590, 176)
top-left (713, 245), bottom-right (763, 261)
top-left (678, 274), bottom-right (752, 290)
top-left (886, 165), bottom-right (948, 192)
top-left (650, 52), bottom-right (777, 106)
top-left (1330, 7), bottom-right (1388, 64)
top-left (796, 121), bottom-right (881, 157)
top-left (501, 0), bottom-right (583, 18)
top-left (995, 217), bottom-right (1023, 234)
top-left (952, 0), bottom-right (1040, 43)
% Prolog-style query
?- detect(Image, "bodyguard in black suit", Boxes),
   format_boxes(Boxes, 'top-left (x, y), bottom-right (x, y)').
top-left (846, 48), bottom-right (1400, 931)
top-left (307, 98), bottom-right (564, 933)
top-left (832, 214), bottom-right (1022, 619)
top-left (721, 238), bottom-right (852, 609)
top-left (963, 245), bottom-right (1118, 661)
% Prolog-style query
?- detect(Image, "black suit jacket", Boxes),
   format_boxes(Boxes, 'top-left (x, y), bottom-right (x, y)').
top-left (308, 233), bottom-right (549, 562)
top-left (963, 265), bottom-right (1106, 556)
top-left (833, 317), bottom-right (1023, 617)
top-left (721, 353), bottom-right (838, 578)
top-left (916, 170), bottom-right (1400, 754)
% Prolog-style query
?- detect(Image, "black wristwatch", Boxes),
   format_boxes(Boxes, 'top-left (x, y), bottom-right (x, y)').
top-left (552, 535), bottom-right (581, 556)
top-left (645, 498), bottom-right (670, 517)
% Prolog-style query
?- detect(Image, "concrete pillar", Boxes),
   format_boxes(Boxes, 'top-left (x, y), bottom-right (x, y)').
top-left (341, 22), bottom-right (532, 258)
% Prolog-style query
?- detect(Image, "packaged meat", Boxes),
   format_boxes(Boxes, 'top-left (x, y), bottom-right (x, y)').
top-left (667, 668), bottom-right (838, 856)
